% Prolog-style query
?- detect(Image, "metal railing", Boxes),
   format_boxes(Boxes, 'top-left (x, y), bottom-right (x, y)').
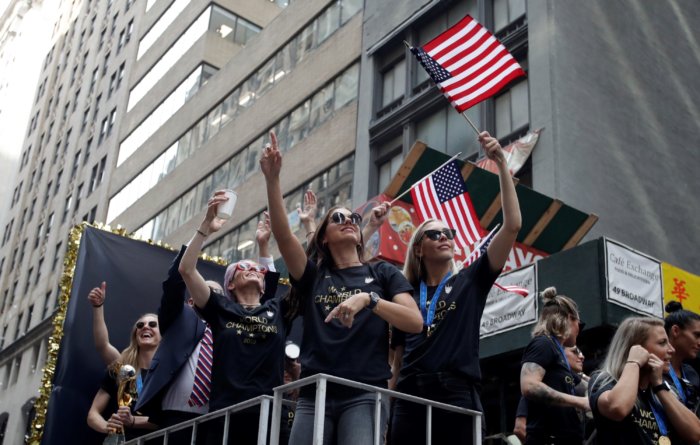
top-left (126, 373), bottom-right (482, 445)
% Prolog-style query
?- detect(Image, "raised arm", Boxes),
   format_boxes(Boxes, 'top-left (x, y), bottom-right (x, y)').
top-left (298, 189), bottom-right (318, 241)
top-left (520, 361), bottom-right (589, 411)
top-left (260, 131), bottom-right (308, 280)
top-left (479, 132), bottom-right (522, 273)
top-left (158, 247), bottom-right (188, 334)
top-left (87, 282), bottom-right (120, 365)
top-left (361, 202), bottom-right (390, 260)
top-left (256, 211), bottom-right (276, 273)
top-left (594, 345), bottom-right (647, 421)
top-left (178, 192), bottom-right (228, 309)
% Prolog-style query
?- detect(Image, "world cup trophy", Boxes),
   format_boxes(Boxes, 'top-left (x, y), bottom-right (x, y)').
top-left (103, 364), bottom-right (137, 445)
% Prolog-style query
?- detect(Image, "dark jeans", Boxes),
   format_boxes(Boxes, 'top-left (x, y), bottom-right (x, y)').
top-left (389, 372), bottom-right (484, 445)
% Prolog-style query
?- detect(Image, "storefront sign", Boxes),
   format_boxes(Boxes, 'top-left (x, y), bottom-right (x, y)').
top-left (662, 262), bottom-right (700, 312)
top-left (605, 239), bottom-right (663, 318)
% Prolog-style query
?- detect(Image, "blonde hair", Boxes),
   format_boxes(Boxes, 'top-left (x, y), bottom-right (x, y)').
top-left (531, 287), bottom-right (579, 339)
top-left (593, 317), bottom-right (664, 389)
top-left (403, 219), bottom-right (459, 286)
top-left (117, 313), bottom-right (158, 369)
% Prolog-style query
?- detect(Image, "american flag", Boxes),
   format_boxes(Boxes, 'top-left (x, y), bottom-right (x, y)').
top-left (463, 225), bottom-right (529, 297)
top-left (411, 15), bottom-right (526, 113)
top-left (410, 160), bottom-right (483, 252)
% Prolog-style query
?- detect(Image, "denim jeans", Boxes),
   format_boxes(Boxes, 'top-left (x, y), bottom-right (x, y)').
top-left (289, 390), bottom-right (388, 445)
top-left (388, 372), bottom-right (483, 445)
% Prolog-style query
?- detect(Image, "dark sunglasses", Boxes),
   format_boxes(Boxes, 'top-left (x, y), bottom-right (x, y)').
top-left (422, 228), bottom-right (457, 241)
top-left (236, 262), bottom-right (268, 274)
top-left (570, 346), bottom-right (583, 356)
top-left (136, 320), bottom-right (158, 330)
top-left (330, 211), bottom-right (362, 226)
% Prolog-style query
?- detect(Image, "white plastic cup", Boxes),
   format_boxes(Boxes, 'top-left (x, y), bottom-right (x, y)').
top-left (216, 189), bottom-right (237, 219)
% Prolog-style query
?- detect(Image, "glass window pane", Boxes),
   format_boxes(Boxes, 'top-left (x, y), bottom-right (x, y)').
top-left (509, 0), bottom-right (526, 21)
top-left (245, 144), bottom-right (259, 175)
top-left (495, 91), bottom-right (512, 138)
top-left (511, 79), bottom-right (529, 130)
top-left (382, 69), bottom-right (394, 106)
top-left (317, 2), bottom-right (340, 44)
top-left (229, 150), bottom-right (245, 187)
top-left (207, 104), bottom-right (222, 139)
top-left (309, 83), bottom-right (334, 129)
top-left (494, 0), bottom-right (509, 32)
top-left (335, 64), bottom-right (358, 109)
top-left (393, 59), bottom-right (406, 100)
top-left (447, 104), bottom-right (475, 156)
top-left (257, 58), bottom-right (275, 96)
top-left (341, 0), bottom-right (362, 23)
top-left (234, 18), bottom-right (259, 45)
top-left (274, 116), bottom-right (290, 152)
top-left (415, 107), bottom-right (447, 152)
top-left (209, 6), bottom-right (237, 43)
top-left (212, 163), bottom-right (229, 189)
top-left (297, 22), bottom-right (316, 63)
top-left (180, 188), bottom-right (196, 223)
top-left (165, 199), bottom-right (181, 235)
top-left (238, 78), bottom-right (254, 109)
top-left (288, 100), bottom-right (310, 148)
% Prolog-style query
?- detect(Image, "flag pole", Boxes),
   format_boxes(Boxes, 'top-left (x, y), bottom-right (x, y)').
top-left (461, 111), bottom-right (481, 136)
top-left (389, 152), bottom-right (462, 205)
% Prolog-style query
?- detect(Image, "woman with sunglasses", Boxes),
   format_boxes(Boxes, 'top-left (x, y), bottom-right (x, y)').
top-left (519, 287), bottom-right (588, 445)
top-left (87, 312), bottom-right (161, 439)
top-left (588, 316), bottom-right (700, 445)
top-left (388, 131), bottom-right (521, 445)
top-left (260, 130), bottom-right (423, 445)
top-left (179, 191), bottom-right (289, 444)
top-left (664, 301), bottom-right (700, 415)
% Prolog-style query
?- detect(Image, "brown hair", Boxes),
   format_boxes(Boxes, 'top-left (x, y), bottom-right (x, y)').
top-left (532, 287), bottom-right (579, 339)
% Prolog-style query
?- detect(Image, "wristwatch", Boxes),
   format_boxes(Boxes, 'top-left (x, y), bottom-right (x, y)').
top-left (367, 291), bottom-right (380, 311)
top-left (652, 381), bottom-right (671, 394)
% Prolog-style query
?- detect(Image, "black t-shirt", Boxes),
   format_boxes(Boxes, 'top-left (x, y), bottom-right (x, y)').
top-left (664, 363), bottom-right (700, 415)
top-left (199, 289), bottom-right (290, 411)
top-left (521, 335), bottom-right (583, 441)
top-left (290, 260), bottom-right (413, 385)
top-left (589, 371), bottom-right (681, 445)
top-left (392, 253), bottom-right (499, 383)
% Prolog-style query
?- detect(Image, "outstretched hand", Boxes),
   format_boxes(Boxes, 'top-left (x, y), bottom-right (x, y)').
top-left (260, 130), bottom-right (282, 180)
top-left (203, 191), bottom-right (228, 234)
top-left (256, 211), bottom-right (272, 246)
top-left (297, 189), bottom-right (317, 224)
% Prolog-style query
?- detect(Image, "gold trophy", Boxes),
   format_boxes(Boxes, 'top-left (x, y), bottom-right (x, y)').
top-left (103, 364), bottom-right (137, 445)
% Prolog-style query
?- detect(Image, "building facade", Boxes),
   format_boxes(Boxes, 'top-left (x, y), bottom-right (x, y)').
top-left (0, 0), bottom-right (699, 442)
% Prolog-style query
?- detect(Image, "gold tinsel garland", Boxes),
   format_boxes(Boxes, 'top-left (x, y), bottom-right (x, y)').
top-left (27, 222), bottom-right (289, 444)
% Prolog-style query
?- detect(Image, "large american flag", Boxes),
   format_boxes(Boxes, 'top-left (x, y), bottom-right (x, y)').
top-left (410, 160), bottom-right (483, 252)
top-left (411, 15), bottom-right (526, 113)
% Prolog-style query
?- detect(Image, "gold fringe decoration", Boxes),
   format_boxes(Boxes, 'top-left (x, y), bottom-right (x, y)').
top-left (28, 222), bottom-right (289, 444)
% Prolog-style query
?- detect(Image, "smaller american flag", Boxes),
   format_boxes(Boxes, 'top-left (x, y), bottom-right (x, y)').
top-left (411, 15), bottom-right (526, 113)
top-left (410, 160), bottom-right (483, 252)
top-left (463, 226), bottom-right (529, 297)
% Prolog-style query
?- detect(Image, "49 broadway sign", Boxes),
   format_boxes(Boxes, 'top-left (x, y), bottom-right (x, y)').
top-left (480, 264), bottom-right (537, 338)
top-left (605, 239), bottom-right (663, 318)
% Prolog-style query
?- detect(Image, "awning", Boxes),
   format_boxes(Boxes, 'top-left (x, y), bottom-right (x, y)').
top-left (384, 141), bottom-right (598, 254)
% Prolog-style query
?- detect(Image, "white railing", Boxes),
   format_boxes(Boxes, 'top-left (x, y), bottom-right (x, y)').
top-left (126, 373), bottom-right (482, 445)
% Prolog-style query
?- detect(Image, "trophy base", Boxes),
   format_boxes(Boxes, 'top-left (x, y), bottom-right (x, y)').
top-left (103, 432), bottom-right (126, 445)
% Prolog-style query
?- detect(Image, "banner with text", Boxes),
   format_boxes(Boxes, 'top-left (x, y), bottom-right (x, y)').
top-left (605, 239), bottom-right (663, 318)
top-left (480, 264), bottom-right (537, 337)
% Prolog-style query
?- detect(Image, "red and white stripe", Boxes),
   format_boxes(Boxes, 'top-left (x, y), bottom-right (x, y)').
top-left (411, 175), bottom-right (481, 252)
top-left (188, 326), bottom-right (213, 407)
top-left (423, 15), bottom-right (525, 112)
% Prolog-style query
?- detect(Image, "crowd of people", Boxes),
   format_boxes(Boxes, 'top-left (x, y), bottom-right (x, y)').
top-left (82, 130), bottom-right (700, 445)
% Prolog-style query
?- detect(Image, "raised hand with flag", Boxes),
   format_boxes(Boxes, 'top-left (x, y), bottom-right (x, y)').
top-left (409, 14), bottom-right (526, 134)
top-left (389, 131), bottom-right (522, 445)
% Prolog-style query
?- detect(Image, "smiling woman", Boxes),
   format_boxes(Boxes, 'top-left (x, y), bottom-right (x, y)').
top-left (85, 292), bottom-right (162, 440)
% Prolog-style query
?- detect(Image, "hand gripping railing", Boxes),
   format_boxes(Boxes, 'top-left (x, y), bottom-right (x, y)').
top-left (124, 373), bottom-right (482, 445)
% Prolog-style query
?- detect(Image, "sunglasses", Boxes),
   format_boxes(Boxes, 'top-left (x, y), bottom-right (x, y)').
top-left (136, 320), bottom-right (158, 330)
top-left (329, 212), bottom-right (362, 226)
top-left (235, 262), bottom-right (268, 274)
top-left (570, 346), bottom-right (584, 357)
top-left (422, 228), bottom-right (457, 241)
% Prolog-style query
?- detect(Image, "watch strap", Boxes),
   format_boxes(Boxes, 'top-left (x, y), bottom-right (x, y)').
top-left (367, 291), bottom-right (380, 311)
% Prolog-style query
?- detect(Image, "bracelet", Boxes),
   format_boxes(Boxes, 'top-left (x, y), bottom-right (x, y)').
top-left (625, 360), bottom-right (641, 369)
top-left (92, 303), bottom-right (104, 308)
top-left (306, 231), bottom-right (315, 237)
top-left (196, 229), bottom-right (208, 237)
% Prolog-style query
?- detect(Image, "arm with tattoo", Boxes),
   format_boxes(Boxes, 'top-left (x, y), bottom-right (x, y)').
top-left (520, 362), bottom-right (590, 411)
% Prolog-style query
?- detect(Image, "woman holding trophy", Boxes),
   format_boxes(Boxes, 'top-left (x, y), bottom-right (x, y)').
top-left (86, 313), bottom-right (161, 440)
